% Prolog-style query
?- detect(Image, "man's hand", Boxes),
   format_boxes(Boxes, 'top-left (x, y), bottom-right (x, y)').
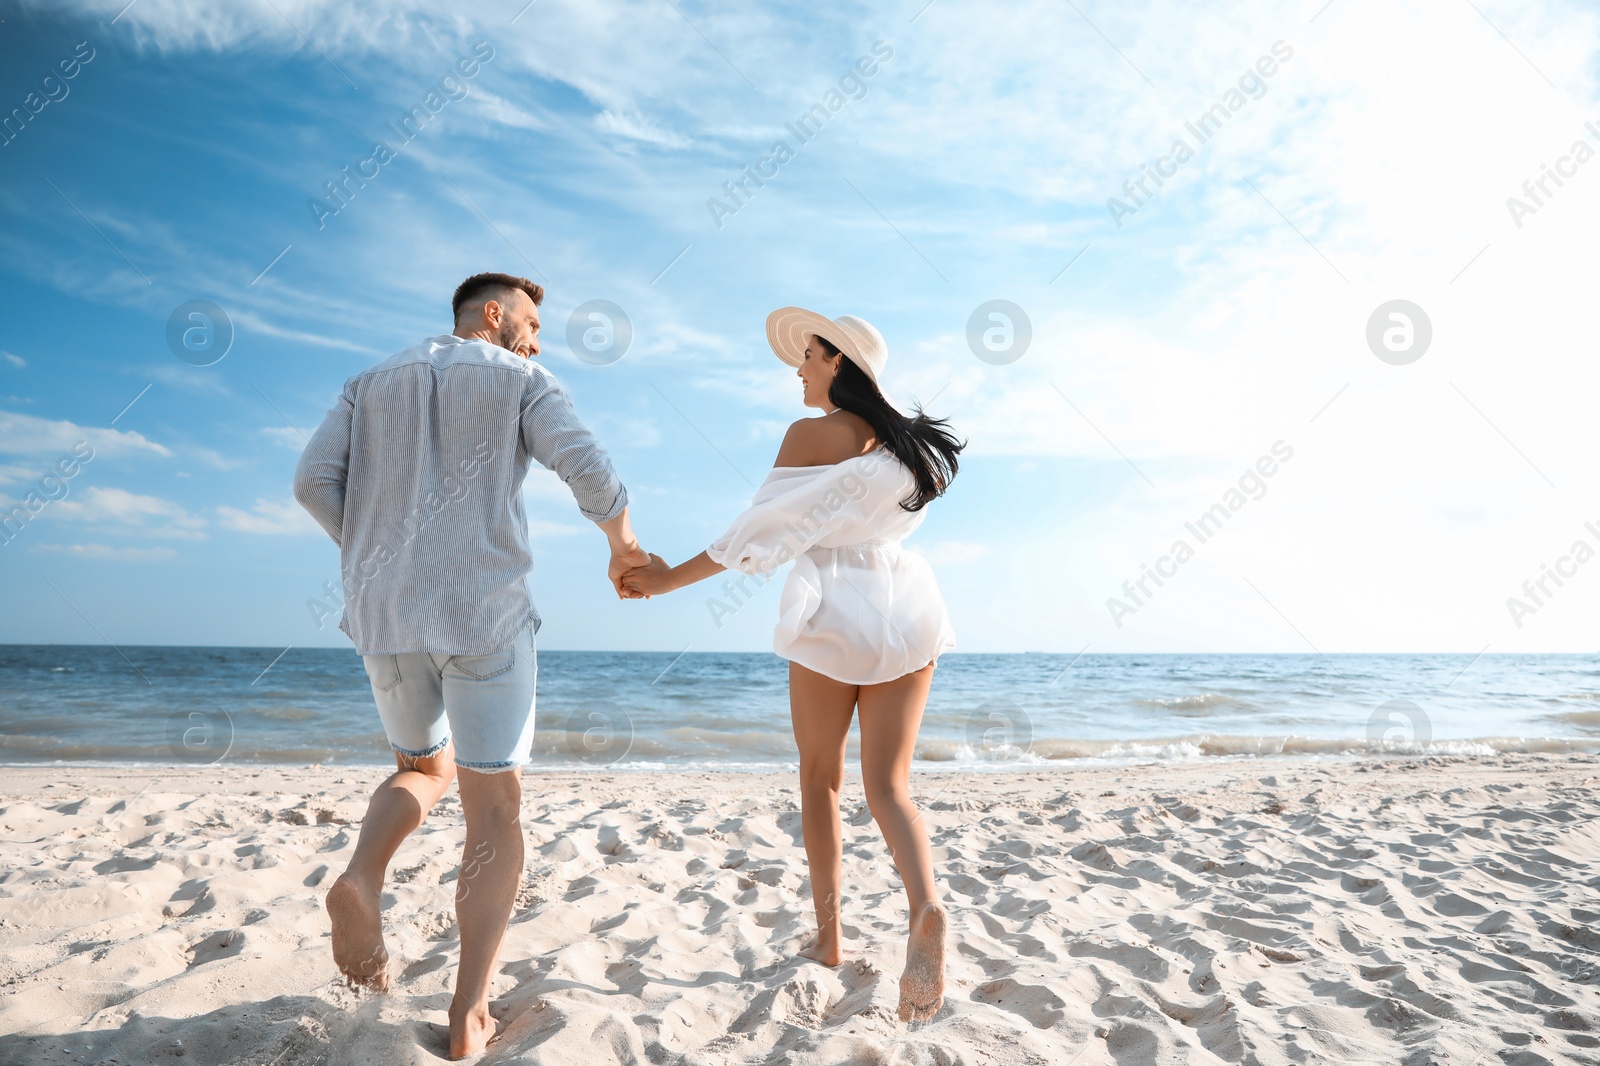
top-left (609, 543), bottom-right (652, 599)
top-left (621, 554), bottom-right (675, 598)
top-left (598, 507), bottom-right (651, 599)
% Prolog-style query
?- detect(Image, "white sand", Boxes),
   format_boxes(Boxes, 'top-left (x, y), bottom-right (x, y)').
top-left (1, 753), bottom-right (1598, 1064)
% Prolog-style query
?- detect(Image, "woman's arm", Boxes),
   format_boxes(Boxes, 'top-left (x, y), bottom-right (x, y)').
top-left (622, 550), bottom-right (725, 597)
top-left (628, 418), bottom-right (866, 597)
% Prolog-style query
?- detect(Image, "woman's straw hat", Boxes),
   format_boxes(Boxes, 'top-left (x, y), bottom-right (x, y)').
top-left (765, 306), bottom-right (888, 388)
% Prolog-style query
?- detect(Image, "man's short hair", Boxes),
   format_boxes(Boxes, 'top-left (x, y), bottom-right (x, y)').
top-left (451, 272), bottom-right (545, 322)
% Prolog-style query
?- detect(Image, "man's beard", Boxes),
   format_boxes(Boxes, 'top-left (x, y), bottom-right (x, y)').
top-left (496, 323), bottom-right (519, 353)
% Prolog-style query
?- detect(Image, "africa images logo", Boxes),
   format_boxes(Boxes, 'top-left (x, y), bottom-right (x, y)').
top-left (1105, 41), bottom-right (1294, 228)
top-left (307, 41), bottom-right (495, 230)
top-left (1106, 441), bottom-right (1294, 628)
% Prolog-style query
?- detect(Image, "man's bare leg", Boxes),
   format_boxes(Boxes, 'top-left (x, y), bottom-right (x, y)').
top-left (327, 743), bottom-right (457, 990)
top-left (449, 765), bottom-right (524, 1059)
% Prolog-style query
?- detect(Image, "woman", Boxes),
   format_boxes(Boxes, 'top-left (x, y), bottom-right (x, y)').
top-left (622, 307), bottom-right (964, 1022)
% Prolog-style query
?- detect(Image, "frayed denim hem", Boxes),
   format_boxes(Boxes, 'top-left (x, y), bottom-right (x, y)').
top-left (454, 758), bottom-right (526, 775)
top-left (391, 735), bottom-right (451, 759)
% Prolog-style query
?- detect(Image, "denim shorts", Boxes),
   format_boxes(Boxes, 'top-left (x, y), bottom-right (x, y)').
top-left (360, 626), bottom-right (536, 773)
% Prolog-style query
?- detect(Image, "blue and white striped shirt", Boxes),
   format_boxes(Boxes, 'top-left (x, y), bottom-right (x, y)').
top-left (294, 334), bottom-right (627, 655)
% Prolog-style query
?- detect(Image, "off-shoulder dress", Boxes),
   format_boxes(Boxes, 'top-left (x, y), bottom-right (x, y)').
top-left (707, 448), bottom-right (957, 685)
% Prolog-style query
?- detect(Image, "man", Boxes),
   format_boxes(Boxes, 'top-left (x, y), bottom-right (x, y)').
top-left (293, 271), bottom-right (648, 1059)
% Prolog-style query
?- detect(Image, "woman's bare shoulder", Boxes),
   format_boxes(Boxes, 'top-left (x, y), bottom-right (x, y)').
top-left (775, 412), bottom-right (876, 467)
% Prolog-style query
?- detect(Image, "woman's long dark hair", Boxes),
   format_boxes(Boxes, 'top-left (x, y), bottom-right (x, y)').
top-left (819, 338), bottom-right (965, 512)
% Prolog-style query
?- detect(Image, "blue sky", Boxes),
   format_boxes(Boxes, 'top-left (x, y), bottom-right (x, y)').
top-left (2, 0), bottom-right (1598, 653)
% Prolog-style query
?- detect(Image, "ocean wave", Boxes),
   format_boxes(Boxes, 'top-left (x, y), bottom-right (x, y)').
top-left (5, 733), bottom-right (1597, 773)
top-left (917, 732), bottom-right (1600, 765)
top-left (1133, 693), bottom-right (1244, 714)
top-left (527, 733), bottom-right (702, 761)
top-left (916, 740), bottom-right (1051, 764)
top-left (1549, 709), bottom-right (1600, 728)
top-left (528, 759), bottom-right (800, 773)
top-left (5, 732), bottom-right (1596, 769)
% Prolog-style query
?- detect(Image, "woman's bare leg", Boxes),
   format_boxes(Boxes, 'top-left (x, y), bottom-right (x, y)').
top-left (327, 743), bottom-right (457, 990)
top-left (789, 661), bottom-right (859, 966)
top-left (857, 662), bottom-right (945, 1021)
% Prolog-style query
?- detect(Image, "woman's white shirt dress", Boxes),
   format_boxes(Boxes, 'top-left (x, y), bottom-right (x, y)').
top-left (707, 448), bottom-right (957, 685)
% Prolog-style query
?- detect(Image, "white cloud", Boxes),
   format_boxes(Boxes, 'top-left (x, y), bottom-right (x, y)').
top-left (186, 446), bottom-right (246, 471)
top-left (2, 352), bottom-right (24, 368)
top-left (527, 518), bottom-right (583, 537)
top-left (518, 468), bottom-right (590, 535)
top-left (263, 426), bottom-right (308, 450)
top-left (25, 0), bottom-right (459, 54)
top-left (521, 466), bottom-right (577, 505)
top-left (585, 412), bottom-right (661, 451)
top-left (216, 498), bottom-right (321, 535)
top-left (594, 110), bottom-right (691, 149)
top-left (47, 486), bottom-right (207, 538)
top-left (462, 88), bottom-right (551, 132)
top-left (33, 543), bottom-right (178, 560)
top-left (138, 362), bottom-right (233, 397)
top-left (228, 308), bottom-right (382, 355)
top-left (0, 410), bottom-right (171, 460)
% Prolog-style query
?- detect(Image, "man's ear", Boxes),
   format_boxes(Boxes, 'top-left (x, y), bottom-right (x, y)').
top-left (482, 300), bottom-right (502, 328)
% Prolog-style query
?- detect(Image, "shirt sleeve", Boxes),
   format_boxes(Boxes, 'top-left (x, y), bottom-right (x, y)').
top-left (293, 379), bottom-right (355, 545)
top-left (520, 365), bottom-right (628, 523)
top-left (708, 466), bottom-right (867, 574)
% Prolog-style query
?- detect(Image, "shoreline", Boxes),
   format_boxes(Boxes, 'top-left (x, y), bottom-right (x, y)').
top-left (1, 746), bottom-right (1593, 783)
top-left (1, 734), bottom-right (1598, 774)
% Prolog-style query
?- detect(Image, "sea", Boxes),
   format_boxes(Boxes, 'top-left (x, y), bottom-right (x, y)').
top-left (1, 645), bottom-right (1597, 771)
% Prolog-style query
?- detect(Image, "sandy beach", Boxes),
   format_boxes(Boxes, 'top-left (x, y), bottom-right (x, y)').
top-left (1, 753), bottom-right (1597, 1065)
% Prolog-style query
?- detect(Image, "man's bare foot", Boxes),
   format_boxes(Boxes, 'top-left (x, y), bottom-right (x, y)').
top-left (797, 930), bottom-right (842, 966)
top-left (898, 902), bottom-right (945, 1022)
top-left (448, 999), bottom-right (498, 1059)
top-left (326, 873), bottom-right (389, 991)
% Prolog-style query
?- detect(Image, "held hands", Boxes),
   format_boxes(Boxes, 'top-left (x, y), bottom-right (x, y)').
top-left (599, 506), bottom-right (707, 600)
top-left (608, 543), bottom-right (653, 600)
top-left (621, 553), bottom-right (675, 598)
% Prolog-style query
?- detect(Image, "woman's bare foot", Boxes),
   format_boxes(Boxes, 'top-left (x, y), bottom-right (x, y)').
top-left (898, 902), bottom-right (945, 1022)
top-left (797, 930), bottom-right (843, 966)
top-left (448, 999), bottom-right (498, 1059)
top-left (325, 873), bottom-right (389, 991)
